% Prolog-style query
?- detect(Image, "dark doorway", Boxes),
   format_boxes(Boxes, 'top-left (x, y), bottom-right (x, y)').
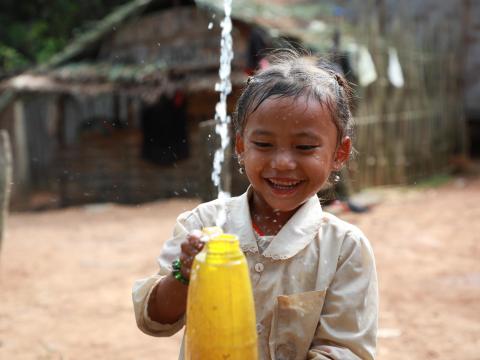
top-left (141, 92), bottom-right (189, 165)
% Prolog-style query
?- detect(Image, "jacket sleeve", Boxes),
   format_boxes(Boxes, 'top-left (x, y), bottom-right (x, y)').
top-left (307, 230), bottom-right (378, 360)
top-left (132, 210), bottom-right (203, 337)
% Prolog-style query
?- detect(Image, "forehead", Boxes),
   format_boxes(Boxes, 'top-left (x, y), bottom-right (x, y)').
top-left (245, 95), bottom-right (334, 131)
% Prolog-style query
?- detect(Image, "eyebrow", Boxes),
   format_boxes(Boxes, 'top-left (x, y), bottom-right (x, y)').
top-left (250, 129), bottom-right (320, 141)
top-left (293, 131), bottom-right (320, 141)
top-left (250, 129), bottom-right (273, 136)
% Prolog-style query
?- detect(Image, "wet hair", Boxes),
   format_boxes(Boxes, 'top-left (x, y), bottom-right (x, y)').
top-left (233, 49), bottom-right (354, 149)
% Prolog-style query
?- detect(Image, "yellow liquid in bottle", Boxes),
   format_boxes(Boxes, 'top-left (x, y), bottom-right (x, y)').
top-left (185, 232), bottom-right (258, 360)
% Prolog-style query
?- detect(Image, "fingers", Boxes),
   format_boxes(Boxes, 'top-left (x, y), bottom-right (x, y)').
top-left (181, 235), bottom-right (204, 256)
top-left (188, 231), bottom-right (205, 251)
top-left (179, 231), bottom-right (205, 279)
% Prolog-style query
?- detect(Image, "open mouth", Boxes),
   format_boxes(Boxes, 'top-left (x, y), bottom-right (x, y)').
top-left (266, 178), bottom-right (303, 191)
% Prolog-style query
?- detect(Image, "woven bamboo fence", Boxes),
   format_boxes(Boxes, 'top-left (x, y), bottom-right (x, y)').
top-left (347, 0), bottom-right (466, 190)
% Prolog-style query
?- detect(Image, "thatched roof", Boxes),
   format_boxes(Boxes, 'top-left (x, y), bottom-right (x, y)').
top-left (197, 0), bottom-right (356, 51)
top-left (41, 0), bottom-right (348, 70)
top-left (0, 0), bottom-right (355, 98)
top-left (40, 0), bottom-right (155, 70)
top-left (4, 67), bottom-right (246, 101)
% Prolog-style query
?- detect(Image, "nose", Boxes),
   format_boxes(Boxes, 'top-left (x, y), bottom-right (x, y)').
top-left (271, 149), bottom-right (296, 170)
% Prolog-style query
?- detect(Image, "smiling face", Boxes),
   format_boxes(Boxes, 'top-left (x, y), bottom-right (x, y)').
top-left (236, 94), bottom-right (351, 220)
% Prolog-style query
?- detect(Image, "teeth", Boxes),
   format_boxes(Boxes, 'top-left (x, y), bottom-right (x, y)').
top-left (269, 179), bottom-right (301, 187)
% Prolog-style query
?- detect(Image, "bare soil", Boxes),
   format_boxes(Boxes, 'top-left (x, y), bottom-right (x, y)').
top-left (1, 177), bottom-right (479, 360)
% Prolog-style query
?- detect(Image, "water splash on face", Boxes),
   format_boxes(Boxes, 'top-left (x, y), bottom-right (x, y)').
top-left (211, 0), bottom-right (234, 228)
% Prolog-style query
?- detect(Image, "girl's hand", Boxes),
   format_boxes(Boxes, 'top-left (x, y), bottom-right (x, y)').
top-left (179, 230), bottom-right (205, 280)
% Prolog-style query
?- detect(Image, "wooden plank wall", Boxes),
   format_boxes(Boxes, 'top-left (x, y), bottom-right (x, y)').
top-left (0, 130), bottom-right (12, 249)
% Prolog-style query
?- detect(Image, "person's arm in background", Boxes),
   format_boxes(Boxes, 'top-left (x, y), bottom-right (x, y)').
top-left (307, 231), bottom-right (378, 360)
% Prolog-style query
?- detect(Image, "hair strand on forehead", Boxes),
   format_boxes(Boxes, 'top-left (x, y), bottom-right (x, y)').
top-left (233, 49), bottom-right (355, 154)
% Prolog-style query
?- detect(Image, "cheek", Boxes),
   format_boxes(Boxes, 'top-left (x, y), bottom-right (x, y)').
top-left (309, 154), bottom-right (335, 170)
top-left (311, 154), bottom-right (327, 162)
top-left (243, 152), bottom-right (266, 172)
top-left (243, 148), bottom-right (261, 162)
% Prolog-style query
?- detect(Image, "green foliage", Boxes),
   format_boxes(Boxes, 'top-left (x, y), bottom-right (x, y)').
top-left (0, 45), bottom-right (30, 74)
top-left (0, 0), bottom-right (130, 76)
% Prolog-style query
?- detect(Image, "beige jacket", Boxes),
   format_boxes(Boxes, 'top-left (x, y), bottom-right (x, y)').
top-left (132, 189), bottom-right (378, 359)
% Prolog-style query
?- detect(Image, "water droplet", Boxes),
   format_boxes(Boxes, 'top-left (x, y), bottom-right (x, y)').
top-left (208, 22), bottom-right (213, 30)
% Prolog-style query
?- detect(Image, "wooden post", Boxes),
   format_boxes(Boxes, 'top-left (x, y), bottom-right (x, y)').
top-left (0, 130), bottom-right (13, 251)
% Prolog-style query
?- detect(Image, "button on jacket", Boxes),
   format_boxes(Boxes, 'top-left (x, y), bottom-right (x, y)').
top-left (132, 188), bottom-right (378, 360)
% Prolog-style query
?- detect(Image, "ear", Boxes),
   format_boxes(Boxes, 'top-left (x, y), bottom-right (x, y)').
top-left (235, 132), bottom-right (245, 162)
top-left (332, 136), bottom-right (352, 171)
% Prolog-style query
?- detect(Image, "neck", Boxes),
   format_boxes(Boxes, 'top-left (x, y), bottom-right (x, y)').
top-left (249, 196), bottom-right (297, 236)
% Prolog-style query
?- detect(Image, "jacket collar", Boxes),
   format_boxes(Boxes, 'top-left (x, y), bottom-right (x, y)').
top-left (225, 187), bottom-right (323, 260)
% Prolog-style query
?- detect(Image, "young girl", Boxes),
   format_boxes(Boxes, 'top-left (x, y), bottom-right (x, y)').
top-left (133, 51), bottom-right (378, 360)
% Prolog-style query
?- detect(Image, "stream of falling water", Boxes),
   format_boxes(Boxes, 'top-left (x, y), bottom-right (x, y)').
top-left (211, 0), bottom-right (233, 227)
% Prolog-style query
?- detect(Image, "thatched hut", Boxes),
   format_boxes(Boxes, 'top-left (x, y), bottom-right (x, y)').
top-left (0, 0), bottom-right (274, 209)
top-left (0, 0), bottom-right (369, 210)
top-left (0, 0), bottom-right (472, 210)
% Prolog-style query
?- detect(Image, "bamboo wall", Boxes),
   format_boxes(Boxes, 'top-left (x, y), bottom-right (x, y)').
top-left (346, 0), bottom-right (466, 190)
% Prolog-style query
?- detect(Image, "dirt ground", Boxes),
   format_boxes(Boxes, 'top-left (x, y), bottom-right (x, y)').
top-left (1, 176), bottom-right (479, 360)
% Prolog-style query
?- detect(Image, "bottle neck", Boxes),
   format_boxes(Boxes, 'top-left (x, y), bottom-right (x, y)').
top-left (205, 234), bottom-right (243, 263)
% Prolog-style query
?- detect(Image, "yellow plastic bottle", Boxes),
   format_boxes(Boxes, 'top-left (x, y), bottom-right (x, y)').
top-left (185, 228), bottom-right (258, 360)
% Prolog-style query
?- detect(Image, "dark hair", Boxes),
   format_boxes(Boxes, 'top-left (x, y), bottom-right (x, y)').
top-left (233, 49), bottom-right (354, 148)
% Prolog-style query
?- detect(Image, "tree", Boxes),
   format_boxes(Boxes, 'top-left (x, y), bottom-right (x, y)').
top-left (0, 0), bottom-right (130, 77)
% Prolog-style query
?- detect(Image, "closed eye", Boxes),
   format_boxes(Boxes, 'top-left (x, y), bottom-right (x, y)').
top-left (296, 145), bottom-right (319, 151)
top-left (252, 141), bottom-right (272, 148)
